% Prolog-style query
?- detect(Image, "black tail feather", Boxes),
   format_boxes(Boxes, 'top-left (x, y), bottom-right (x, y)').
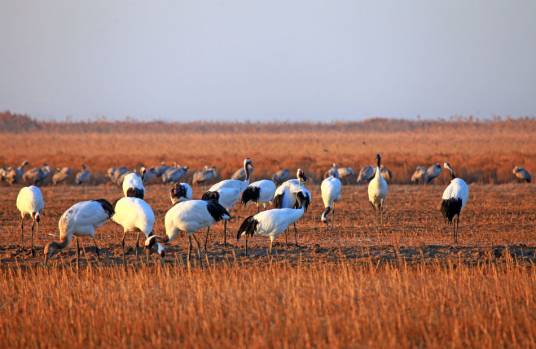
top-left (273, 193), bottom-right (284, 208)
top-left (441, 198), bottom-right (462, 222)
top-left (94, 199), bottom-right (115, 218)
top-left (202, 191), bottom-right (220, 202)
top-left (126, 187), bottom-right (144, 199)
top-left (206, 200), bottom-right (230, 222)
top-left (237, 215), bottom-right (259, 240)
top-left (241, 186), bottom-right (260, 205)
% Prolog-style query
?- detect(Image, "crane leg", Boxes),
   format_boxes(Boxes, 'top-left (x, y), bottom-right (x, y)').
top-left (269, 239), bottom-right (273, 256)
top-left (92, 237), bottom-right (100, 258)
top-left (76, 237), bottom-right (80, 270)
top-left (192, 234), bottom-right (202, 264)
top-left (204, 227), bottom-right (210, 251)
top-left (223, 220), bottom-right (228, 246)
top-left (135, 231), bottom-right (140, 259)
top-left (245, 235), bottom-right (248, 257)
top-left (293, 223), bottom-right (299, 247)
top-left (19, 217), bottom-right (24, 247)
top-left (187, 235), bottom-right (193, 265)
top-left (30, 220), bottom-right (35, 256)
top-left (121, 231), bottom-right (127, 266)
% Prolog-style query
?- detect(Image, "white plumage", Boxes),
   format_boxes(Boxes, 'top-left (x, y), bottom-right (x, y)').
top-left (321, 175), bottom-right (342, 224)
top-left (16, 185), bottom-right (45, 254)
top-left (273, 169), bottom-right (311, 209)
top-left (241, 179), bottom-right (276, 210)
top-left (44, 199), bottom-right (114, 264)
top-left (368, 154), bottom-right (388, 225)
top-left (237, 191), bottom-right (308, 255)
top-left (112, 197), bottom-right (156, 262)
top-left (441, 162), bottom-right (469, 242)
top-left (122, 172), bottom-right (145, 199)
top-left (145, 199), bottom-right (230, 263)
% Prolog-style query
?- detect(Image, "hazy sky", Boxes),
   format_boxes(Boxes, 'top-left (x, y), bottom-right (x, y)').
top-left (1, 1), bottom-right (535, 122)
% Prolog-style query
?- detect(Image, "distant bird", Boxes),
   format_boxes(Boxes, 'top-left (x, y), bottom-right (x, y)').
top-left (411, 166), bottom-right (427, 184)
top-left (145, 200), bottom-right (230, 264)
top-left (170, 182), bottom-right (193, 204)
top-left (23, 163), bottom-right (53, 185)
top-left (273, 169), bottom-right (311, 245)
top-left (241, 179), bottom-right (277, 212)
top-left (368, 154), bottom-right (388, 225)
top-left (52, 167), bottom-right (73, 185)
top-left (16, 185), bottom-right (45, 255)
top-left (441, 162), bottom-right (469, 243)
top-left (237, 191), bottom-right (308, 256)
top-left (122, 172), bottom-right (145, 199)
top-left (161, 164), bottom-right (189, 184)
top-left (202, 159), bottom-right (253, 245)
top-left (324, 163), bottom-right (339, 179)
top-left (154, 162), bottom-right (171, 177)
top-left (337, 166), bottom-right (356, 183)
top-left (140, 166), bottom-right (159, 184)
top-left (75, 164), bottom-right (91, 185)
top-left (107, 167), bottom-right (129, 185)
top-left (192, 166), bottom-right (219, 186)
top-left (380, 166), bottom-right (393, 182)
top-left (44, 199), bottom-right (114, 266)
top-left (272, 169), bottom-right (290, 185)
top-left (513, 166), bottom-right (531, 183)
top-left (232, 166), bottom-right (255, 181)
top-left (4, 160), bottom-right (29, 184)
top-left (425, 163), bottom-right (442, 184)
top-left (321, 171), bottom-right (342, 225)
top-left (112, 197), bottom-right (155, 264)
top-left (357, 165), bottom-right (374, 184)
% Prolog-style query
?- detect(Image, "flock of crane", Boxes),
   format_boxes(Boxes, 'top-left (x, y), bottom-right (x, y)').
top-left (11, 154), bottom-right (487, 266)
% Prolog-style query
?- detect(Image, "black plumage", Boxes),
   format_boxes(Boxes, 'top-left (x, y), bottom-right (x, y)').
top-left (94, 199), bottom-right (114, 218)
top-left (441, 198), bottom-right (462, 222)
top-left (126, 187), bottom-right (144, 199)
top-left (201, 191), bottom-right (220, 202)
top-left (273, 193), bottom-right (284, 208)
top-left (170, 184), bottom-right (187, 202)
top-left (206, 200), bottom-right (230, 222)
top-left (236, 215), bottom-right (259, 240)
top-left (241, 186), bottom-right (260, 205)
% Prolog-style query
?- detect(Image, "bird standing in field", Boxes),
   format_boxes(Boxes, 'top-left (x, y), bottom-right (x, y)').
top-left (44, 199), bottom-right (114, 266)
top-left (140, 166), bottom-right (159, 184)
top-left (321, 169), bottom-right (342, 226)
top-left (272, 168), bottom-right (290, 185)
top-left (16, 185), bottom-right (45, 255)
top-left (5, 160), bottom-right (29, 184)
top-left (425, 163), bottom-right (442, 184)
top-left (161, 163), bottom-right (189, 184)
top-left (357, 165), bottom-right (375, 184)
top-left (237, 191), bottom-right (308, 256)
top-left (122, 172), bottom-right (145, 199)
top-left (53, 167), bottom-right (73, 185)
top-left (512, 166), bottom-right (531, 183)
top-left (368, 154), bottom-right (388, 225)
top-left (145, 200), bottom-right (230, 264)
top-left (273, 169), bottom-right (311, 246)
top-left (192, 166), bottom-right (219, 186)
top-left (411, 166), bottom-right (427, 184)
top-left (112, 197), bottom-right (155, 264)
top-left (241, 179), bottom-right (276, 212)
top-left (170, 182), bottom-right (193, 204)
top-left (202, 158), bottom-right (253, 245)
top-left (75, 164), bottom-right (91, 185)
top-left (441, 162), bottom-right (469, 243)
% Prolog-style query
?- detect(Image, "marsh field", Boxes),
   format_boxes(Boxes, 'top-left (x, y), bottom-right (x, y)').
top-left (0, 116), bottom-right (535, 348)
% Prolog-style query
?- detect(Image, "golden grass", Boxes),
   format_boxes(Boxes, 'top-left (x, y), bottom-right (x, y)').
top-left (1, 260), bottom-right (535, 348)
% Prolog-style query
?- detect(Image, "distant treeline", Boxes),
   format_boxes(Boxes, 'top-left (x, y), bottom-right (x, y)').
top-left (1, 111), bottom-right (535, 133)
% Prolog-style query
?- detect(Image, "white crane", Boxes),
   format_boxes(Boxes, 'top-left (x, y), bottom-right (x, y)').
top-left (237, 191), bottom-right (308, 256)
top-left (170, 183), bottom-right (193, 204)
top-left (112, 197), bottom-right (155, 264)
top-left (241, 179), bottom-right (276, 212)
top-left (201, 158), bottom-right (253, 245)
top-left (321, 171), bottom-right (342, 225)
top-left (145, 200), bottom-right (230, 264)
top-left (441, 162), bottom-right (469, 243)
top-left (122, 172), bottom-right (145, 199)
top-left (273, 169), bottom-right (311, 245)
top-left (16, 185), bottom-right (45, 255)
top-left (368, 154), bottom-right (388, 225)
top-left (44, 199), bottom-right (114, 266)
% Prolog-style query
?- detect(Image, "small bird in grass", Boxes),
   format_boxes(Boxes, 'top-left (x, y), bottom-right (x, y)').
top-left (16, 185), bottom-right (45, 255)
top-left (44, 199), bottom-right (114, 266)
top-left (237, 191), bottom-right (308, 257)
top-left (512, 166), bottom-right (531, 183)
top-left (368, 154), bottom-right (388, 226)
top-left (441, 162), bottom-right (469, 243)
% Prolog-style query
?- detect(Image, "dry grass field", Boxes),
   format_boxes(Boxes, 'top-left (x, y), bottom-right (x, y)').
top-left (0, 115), bottom-right (535, 348)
